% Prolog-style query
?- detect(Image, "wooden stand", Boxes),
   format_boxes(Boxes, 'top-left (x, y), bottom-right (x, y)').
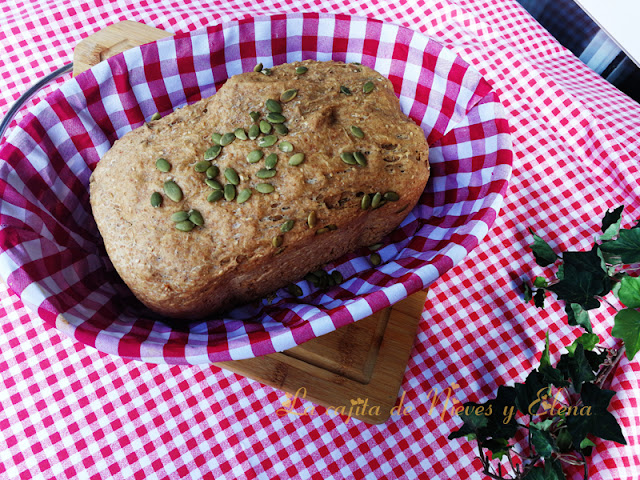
top-left (74, 21), bottom-right (427, 424)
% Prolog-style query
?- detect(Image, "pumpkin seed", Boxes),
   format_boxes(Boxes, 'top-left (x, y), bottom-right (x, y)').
top-left (163, 181), bottom-right (183, 202)
top-left (206, 165), bottom-right (219, 179)
top-left (273, 123), bottom-right (288, 135)
top-left (331, 271), bottom-right (343, 284)
top-left (280, 89), bottom-right (298, 103)
top-left (204, 145), bottom-right (222, 160)
top-left (175, 220), bottom-right (195, 232)
top-left (155, 158), bottom-right (171, 172)
top-left (205, 179), bottom-right (222, 190)
top-left (220, 132), bottom-right (236, 146)
top-left (211, 133), bottom-right (222, 145)
top-left (234, 128), bottom-right (247, 140)
top-left (224, 184), bottom-right (236, 201)
top-left (361, 194), bottom-right (371, 209)
top-left (327, 224), bottom-right (337, 231)
top-left (262, 68), bottom-right (272, 76)
top-left (256, 168), bottom-right (276, 179)
top-left (264, 153), bottom-right (278, 169)
top-left (350, 126), bottom-right (364, 139)
top-left (258, 135), bottom-right (278, 147)
top-left (150, 192), bottom-right (162, 208)
top-left (272, 235), bottom-right (283, 248)
top-left (354, 151), bottom-right (367, 166)
top-left (315, 227), bottom-right (329, 235)
top-left (278, 141), bottom-right (293, 153)
top-left (247, 149), bottom-right (264, 164)
top-left (207, 190), bottom-right (224, 202)
top-left (288, 153), bottom-right (305, 166)
top-left (248, 124), bottom-right (260, 140)
top-left (304, 272), bottom-right (318, 284)
top-left (249, 111), bottom-right (260, 122)
top-left (371, 192), bottom-right (382, 209)
top-left (266, 112), bottom-right (286, 124)
top-left (363, 81), bottom-right (375, 94)
top-left (255, 183), bottom-right (275, 194)
top-left (370, 252), bottom-right (382, 266)
top-left (224, 167), bottom-right (240, 185)
top-left (295, 66), bottom-right (308, 75)
top-left (369, 243), bottom-right (383, 251)
top-left (265, 99), bottom-right (282, 113)
top-left (307, 211), bottom-right (317, 228)
top-left (281, 219), bottom-right (295, 232)
top-left (253, 62), bottom-right (263, 72)
top-left (236, 188), bottom-right (252, 204)
top-left (194, 160), bottom-right (211, 173)
top-left (340, 85), bottom-right (352, 95)
top-left (150, 112), bottom-right (161, 121)
top-left (287, 284), bottom-right (303, 297)
top-left (384, 191), bottom-right (400, 201)
top-left (171, 211), bottom-right (189, 222)
top-left (340, 152), bottom-right (356, 165)
top-left (259, 120), bottom-right (272, 134)
top-left (189, 209), bottom-right (204, 226)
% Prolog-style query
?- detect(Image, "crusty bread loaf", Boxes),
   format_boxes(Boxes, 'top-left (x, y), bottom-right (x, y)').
top-left (90, 60), bottom-right (429, 319)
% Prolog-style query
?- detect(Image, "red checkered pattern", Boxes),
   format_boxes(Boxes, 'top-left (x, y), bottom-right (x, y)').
top-left (1, 1), bottom-right (639, 480)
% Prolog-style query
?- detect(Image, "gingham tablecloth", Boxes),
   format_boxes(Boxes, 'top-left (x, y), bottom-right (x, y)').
top-left (1, 1), bottom-right (639, 479)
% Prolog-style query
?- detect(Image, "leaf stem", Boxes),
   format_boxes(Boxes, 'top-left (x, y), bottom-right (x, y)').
top-left (596, 346), bottom-right (626, 389)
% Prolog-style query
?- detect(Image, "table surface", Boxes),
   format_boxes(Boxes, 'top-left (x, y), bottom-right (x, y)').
top-left (1, 1), bottom-right (640, 479)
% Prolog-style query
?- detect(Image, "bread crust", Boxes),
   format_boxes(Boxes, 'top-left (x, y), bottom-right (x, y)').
top-left (90, 60), bottom-right (429, 319)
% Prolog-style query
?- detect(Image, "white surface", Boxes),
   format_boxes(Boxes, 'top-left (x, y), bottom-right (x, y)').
top-left (574, 0), bottom-right (640, 67)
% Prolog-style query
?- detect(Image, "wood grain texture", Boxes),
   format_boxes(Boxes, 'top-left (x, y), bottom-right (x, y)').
top-left (75, 21), bottom-right (428, 424)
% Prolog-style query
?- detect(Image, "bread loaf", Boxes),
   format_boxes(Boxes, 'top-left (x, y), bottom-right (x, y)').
top-left (90, 60), bottom-right (430, 318)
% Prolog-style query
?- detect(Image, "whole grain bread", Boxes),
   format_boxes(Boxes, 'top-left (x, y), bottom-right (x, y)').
top-left (90, 60), bottom-right (430, 319)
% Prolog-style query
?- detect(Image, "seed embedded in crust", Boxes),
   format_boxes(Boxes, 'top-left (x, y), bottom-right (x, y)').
top-left (249, 111), bottom-right (260, 122)
top-left (155, 158), bottom-right (171, 172)
top-left (350, 126), bottom-right (364, 139)
top-left (361, 194), bottom-right (371, 210)
top-left (384, 191), bottom-right (400, 202)
top-left (236, 188), bottom-right (252, 204)
top-left (371, 192), bottom-right (382, 209)
top-left (234, 128), bottom-right (248, 140)
top-left (150, 112), bottom-right (162, 121)
top-left (248, 124), bottom-right (260, 140)
top-left (273, 123), bottom-right (288, 135)
top-left (266, 112), bottom-right (286, 124)
top-left (211, 133), bottom-right (222, 145)
top-left (189, 209), bottom-right (204, 226)
top-left (295, 66), bottom-right (308, 75)
top-left (247, 149), bottom-right (264, 164)
top-left (354, 151), bottom-right (367, 166)
top-left (264, 153), bottom-right (278, 169)
top-left (315, 227), bottom-right (329, 235)
top-left (220, 132), bottom-right (236, 146)
top-left (224, 184), bottom-right (236, 201)
top-left (307, 211), bottom-right (317, 228)
top-left (281, 219), bottom-right (295, 232)
top-left (256, 168), bottom-right (276, 179)
top-left (206, 165), bottom-right (219, 179)
top-left (265, 99), bottom-right (282, 113)
top-left (259, 120), bottom-right (272, 134)
top-left (204, 145), bottom-right (222, 161)
top-left (278, 141), bottom-right (293, 153)
top-left (175, 220), bottom-right (195, 232)
top-left (171, 211), bottom-right (189, 222)
top-left (287, 284), bottom-right (303, 297)
top-left (256, 183), bottom-right (275, 194)
top-left (363, 81), bottom-right (375, 94)
top-left (224, 167), bottom-right (240, 185)
top-left (272, 235), bottom-right (283, 248)
top-left (150, 192), bottom-right (162, 208)
top-left (253, 62), bottom-right (263, 72)
top-left (194, 161), bottom-right (211, 173)
top-left (288, 153), bottom-right (305, 166)
top-left (340, 152), bottom-right (356, 165)
top-left (262, 68), bottom-right (272, 76)
top-left (370, 252), bottom-right (382, 266)
top-left (340, 85), bottom-right (352, 95)
top-left (163, 181), bottom-right (183, 202)
top-left (207, 190), bottom-right (224, 202)
top-left (258, 135), bottom-right (278, 147)
top-left (280, 89), bottom-right (298, 103)
top-left (205, 179), bottom-right (222, 190)
top-left (331, 271), bottom-right (343, 284)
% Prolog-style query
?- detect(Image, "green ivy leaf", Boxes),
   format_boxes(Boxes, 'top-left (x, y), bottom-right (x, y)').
top-left (601, 205), bottom-right (624, 241)
top-left (534, 276), bottom-right (548, 288)
top-left (557, 344), bottom-right (595, 393)
top-left (515, 370), bottom-right (549, 415)
top-left (557, 263), bottom-right (564, 280)
top-left (540, 365), bottom-right (570, 388)
top-left (565, 383), bottom-right (626, 447)
top-left (529, 228), bottom-right (558, 266)
top-left (524, 281), bottom-right (533, 302)
top-left (548, 248), bottom-right (611, 311)
top-left (584, 349), bottom-right (608, 372)
top-left (485, 385), bottom-right (519, 439)
top-left (531, 418), bottom-right (554, 431)
top-left (566, 333), bottom-right (600, 355)
top-left (565, 303), bottom-right (593, 333)
top-left (531, 428), bottom-right (557, 458)
top-left (616, 276), bottom-right (640, 308)
top-left (579, 437), bottom-right (596, 449)
top-left (481, 437), bottom-right (511, 460)
top-left (534, 288), bottom-right (546, 309)
top-left (612, 308), bottom-right (640, 360)
top-left (540, 331), bottom-right (551, 369)
top-left (448, 402), bottom-right (488, 440)
top-left (600, 228), bottom-right (640, 264)
top-left (556, 428), bottom-right (573, 452)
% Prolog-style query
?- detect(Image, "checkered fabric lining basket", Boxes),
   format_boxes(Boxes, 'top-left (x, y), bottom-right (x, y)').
top-left (0, 13), bottom-right (512, 364)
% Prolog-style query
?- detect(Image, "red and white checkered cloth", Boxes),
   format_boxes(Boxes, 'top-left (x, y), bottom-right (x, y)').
top-left (1, 1), bottom-right (639, 479)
